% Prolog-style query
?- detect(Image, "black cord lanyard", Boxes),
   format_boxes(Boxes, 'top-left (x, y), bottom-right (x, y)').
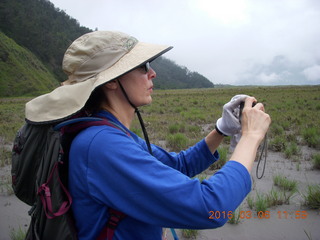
top-left (239, 102), bottom-right (268, 179)
top-left (117, 80), bottom-right (153, 155)
top-left (256, 134), bottom-right (268, 179)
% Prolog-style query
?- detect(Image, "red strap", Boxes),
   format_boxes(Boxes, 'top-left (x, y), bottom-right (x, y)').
top-left (37, 161), bottom-right (72, 219)
top-left (63, 118), bottom-right (131, 137)
top-left (51, 116), bottom-right (128, 238)
top-left (96, 209), bottom-right (126, 240)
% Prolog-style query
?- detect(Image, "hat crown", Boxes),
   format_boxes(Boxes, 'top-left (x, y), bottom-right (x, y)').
top-left (26, 31), bottom-right (172, 123)
top-left (62, 31), bottom-right (138, 84)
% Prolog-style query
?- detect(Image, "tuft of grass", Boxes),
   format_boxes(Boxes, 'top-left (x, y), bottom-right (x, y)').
top-left (0, 146), bottom-right (12, 167)
top-left (269, 135), bottom-right (286, 152)
top-left (187, 125), bottom-right (201, 134)
top-left (302, 127), bottom-right (320, 149)
top-left (270, 124), bottom-right (284, 138)
top-left (0, 174), bottom-right (14, 196)
top-left (195, 174), bottom-right (207, 182)
top-left (130, 127), bottom-right (142, 137)
top-left (284, 142), bottom-right (300, 159)
top-left (166, 133), bottom-right (189, 151)
top-left (10, 226), bottom-right (26, 240)
top-left (282, 190), bottom-right (296, 205)
top-left (247, 194), bottom-right (254, 209)
top-left (302, 184), bottom-right (320, 209)
top-left (266, 188), bottom-right (285, 206)
top-left (255, 192), bottom-right (268, 213)
top-left (296, 161), bottom-right (300, 171)
top-left (209, 146), bottom-right (228, 170)
top-left (228, 207), bottom-right (241, 224)
top-left (247, 187), bottom-right (297, 213)
top-left (273, 175), bottom-right (298, 192)
top-left (168, 123), bottom-right (186, 134)
top-left (312, 153), bottom-right (320, 170)
top-left (181, 229), bottom-right (198, 239)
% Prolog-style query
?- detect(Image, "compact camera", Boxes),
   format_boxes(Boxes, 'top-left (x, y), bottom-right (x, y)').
top-left (239, 101), bottom-right (257, 123)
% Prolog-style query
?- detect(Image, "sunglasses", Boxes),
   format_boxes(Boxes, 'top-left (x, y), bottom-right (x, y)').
top-left (139, 62), bottom-right (151, 73)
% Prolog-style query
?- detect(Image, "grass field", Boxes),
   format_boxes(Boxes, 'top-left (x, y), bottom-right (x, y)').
top-left (1, 85), bottom-right (320, 163)
top-left (139, 85), bottom-right (320, 152)
top-left (0, 85), bottom-right (320, 239)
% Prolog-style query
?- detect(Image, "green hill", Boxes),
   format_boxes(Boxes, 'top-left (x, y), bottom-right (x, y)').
top-left (0, 0), bottom-right (214, 97)
top-left (152, 57), bottom-right (214, 89)
top-left (0, 32), bottom-right (59, 97)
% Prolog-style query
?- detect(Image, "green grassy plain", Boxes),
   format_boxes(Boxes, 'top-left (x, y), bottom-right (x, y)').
top-left (1, 85), bottom-right (319, 239)
top-left (1, 85), bottom-right (319, 173)
top-left (1, 85), bottom-right (319, 151)
top-left (139, 85), bottom-right (320, 152)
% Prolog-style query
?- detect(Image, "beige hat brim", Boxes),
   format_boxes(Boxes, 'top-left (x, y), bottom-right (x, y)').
top-left (26, 42), bottom-right (172, 123)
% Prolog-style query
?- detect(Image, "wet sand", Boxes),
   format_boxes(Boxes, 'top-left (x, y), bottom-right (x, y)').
top-left (1, 147), bottom-right (319, 240)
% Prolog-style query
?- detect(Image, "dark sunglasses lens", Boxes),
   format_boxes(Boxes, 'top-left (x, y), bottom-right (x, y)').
top-left (144, 62), bottom-right (150, 73)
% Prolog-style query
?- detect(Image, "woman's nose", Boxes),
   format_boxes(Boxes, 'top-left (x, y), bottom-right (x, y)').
top-left (148, 67), bottom-right (156, 79)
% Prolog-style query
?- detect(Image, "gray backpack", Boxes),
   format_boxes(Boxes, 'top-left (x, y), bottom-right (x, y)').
top-left (11, 117), bottom-right (126, 240)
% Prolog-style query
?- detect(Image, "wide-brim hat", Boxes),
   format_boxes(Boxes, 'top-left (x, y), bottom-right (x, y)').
top-left (25, 31), bottom-right (172, 123)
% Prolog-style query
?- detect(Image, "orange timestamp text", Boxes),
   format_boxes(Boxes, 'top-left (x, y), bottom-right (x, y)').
top-left (208, 210), bottom-right (308, 220)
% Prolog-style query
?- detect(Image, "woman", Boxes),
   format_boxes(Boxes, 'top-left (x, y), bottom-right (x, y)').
top-left (26, 31), bottom-right (271, 239)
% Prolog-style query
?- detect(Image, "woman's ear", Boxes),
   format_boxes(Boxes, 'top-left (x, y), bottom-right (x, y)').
top-left (104, 80), bottom-right (118, 90)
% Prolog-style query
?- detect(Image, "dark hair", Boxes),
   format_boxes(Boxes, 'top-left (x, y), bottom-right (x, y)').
top-left (83, 85), bottom-right (106, 114)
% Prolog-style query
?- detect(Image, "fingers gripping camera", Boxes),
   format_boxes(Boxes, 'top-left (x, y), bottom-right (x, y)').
top-left (215, 94), bottom-right (249, 136)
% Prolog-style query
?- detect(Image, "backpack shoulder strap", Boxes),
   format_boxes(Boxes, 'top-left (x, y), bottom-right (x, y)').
top-left (59, 117), bottom-right (128, 240)
top-left (96, 209), bottom-right (126, 240)
top-left (58, 117), bottom-right (131, 137)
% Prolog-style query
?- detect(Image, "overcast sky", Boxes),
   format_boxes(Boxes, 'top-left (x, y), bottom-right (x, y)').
top-left (49, 0), bottom-right (320, 85)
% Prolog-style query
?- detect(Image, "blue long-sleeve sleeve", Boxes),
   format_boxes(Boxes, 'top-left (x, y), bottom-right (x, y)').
top-left (69, 112), bottom-right (252, 240)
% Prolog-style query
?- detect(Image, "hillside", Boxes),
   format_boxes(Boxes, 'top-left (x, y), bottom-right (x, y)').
top-left (0, 32), bottom-right (59, 97)
top-left (0, 0), bottom-right (91, 81)
top-left (152, 57), bottom-right (214, 89)
top-left (0, 0), bottom-right (214, 96)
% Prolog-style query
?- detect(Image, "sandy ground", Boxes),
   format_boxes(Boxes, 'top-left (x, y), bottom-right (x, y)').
top-left (0, 147), bottom-right (319, 240)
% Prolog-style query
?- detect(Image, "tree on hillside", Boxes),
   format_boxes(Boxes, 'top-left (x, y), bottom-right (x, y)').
top-left (152, 57), bottom-right (214, 89)
top-left (0, 0), bottom-right (91, 80)
top-left (0, 0), bottom-right (214, 90)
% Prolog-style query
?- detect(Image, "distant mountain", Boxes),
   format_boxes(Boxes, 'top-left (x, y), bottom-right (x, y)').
top-left (0, 0), bottom-right (213, 97)
top-left (152, 57), bottom-right (214, 89)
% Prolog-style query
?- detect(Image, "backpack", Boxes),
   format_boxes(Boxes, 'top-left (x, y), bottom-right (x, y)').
top-left (11, 116), bottom-right (127, 240)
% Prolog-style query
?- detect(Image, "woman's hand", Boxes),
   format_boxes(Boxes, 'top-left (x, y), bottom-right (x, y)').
top-left (241, 97), bottom-right (271, 145)
top-left (215, 94), bottom-right (249, 136)
top-left (230, 97), bottom-right (271, 172)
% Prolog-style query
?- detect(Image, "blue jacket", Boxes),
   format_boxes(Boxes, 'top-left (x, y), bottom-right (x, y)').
top-left (69, 111), bottom-right (251, 240)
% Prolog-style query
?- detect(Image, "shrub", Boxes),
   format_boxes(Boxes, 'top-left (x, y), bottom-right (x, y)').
top-left (270, 124), bottom-right (284, 138)
top-left (312, 153), bottom-right (320, 170)
top-left (10, 226), bottom-right (26, 240)
top-left (168, 123), bottom-right (180, 134)
top-left (284, 142), bottom-right (300, 159)
top-left (130, 127), bottom-right (142, 138)
top-left (209, 146), bottom-right (228, 170)
top-left (255, 192), bottom-right (268, 213)
top-left (187, 125), bottom-right (201, 134)
top-left (228, 207), bottom-right (241, 224)
top-left (0, 146), bottom-right (11, 167)
top-left (166, 133), bottom-right (188, 151)
top-left (302, 127), bottom-right (320, 149)
top-left (269, 135), bottom-right (286, 152)
top-left (181, 229), bottom-right (198, 238)
top-left (302, 184), bottom-right (320, 209)
top-left (247, 194), bottom-right (254, 209)
top-left (266, 188), bottom-right (284, 206)
top-left (273, 175), bottom-right (298, 192)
